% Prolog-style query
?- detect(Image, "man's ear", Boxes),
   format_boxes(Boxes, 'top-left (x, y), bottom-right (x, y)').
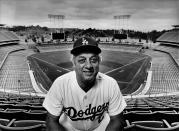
top-left (99, 55), bottom-right (102, 63)
top-left (71, 56), bottom-right (76, 68)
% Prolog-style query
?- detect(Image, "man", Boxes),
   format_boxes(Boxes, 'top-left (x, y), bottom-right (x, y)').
top-left (43, 37), bottom-right (127, 131)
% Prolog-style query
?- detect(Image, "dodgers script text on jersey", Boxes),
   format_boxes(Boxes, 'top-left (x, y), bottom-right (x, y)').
top-left (63, 102), bottom-right (109, 123)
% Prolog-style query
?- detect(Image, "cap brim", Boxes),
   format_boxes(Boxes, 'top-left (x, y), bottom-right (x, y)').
top-left (71, 45), bottom-right (101, 55)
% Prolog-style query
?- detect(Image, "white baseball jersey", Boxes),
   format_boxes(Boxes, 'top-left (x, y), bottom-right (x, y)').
top-left (43, 71), bottom-right (126, 131)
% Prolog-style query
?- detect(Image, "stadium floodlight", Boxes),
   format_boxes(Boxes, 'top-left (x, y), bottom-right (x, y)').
top-left (113, 15), bottom-right (131, 41)
top-left (113, 15), bottom-right (131, 33)
top-left (48, 14), bottom-right (65, 33)
top-left (48, 14), bottom-right (65, 40)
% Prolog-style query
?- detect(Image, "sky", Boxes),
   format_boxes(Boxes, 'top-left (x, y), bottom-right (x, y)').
top-left (0, 0), bottom-right (178, 31)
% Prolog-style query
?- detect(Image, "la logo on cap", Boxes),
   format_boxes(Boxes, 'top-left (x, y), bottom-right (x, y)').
top-left (82, 38), bottom-right (88, 45)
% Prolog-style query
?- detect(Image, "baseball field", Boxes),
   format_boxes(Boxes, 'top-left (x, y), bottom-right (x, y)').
top-left (27, 49), bottom-right (151, 94)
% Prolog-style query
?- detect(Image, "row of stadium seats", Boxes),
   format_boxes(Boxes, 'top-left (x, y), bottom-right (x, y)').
top-left (124, 96), bottom-right (179, 130)
top-left (0, 44), bottom-right (27, 67)
top-left (0, 103), bottom-right (45, 111)
top-left (124, 120), bottom-right (179, 131)
top-left (0, 109), bottom-right (47, 121)
top-left (0, 31), bottom-right (19, 45)
top-left (157, 30), bottom-right (179, 44)
top-left (0, 52), bottom-right (6, 66)
top-left (1, 94), bottom-right (179, 130)
top-left (144, 50), bottom-right (179, 95)
top-left (0, 119), bottom-right (45, 131)
top-left (126, 96), bottom-right (179, 108)
top-left (155, 45), bottom-right (179, 66)
top-left (0, 93), bottom-right (46, 130)
top-left (0, 50), bottom-right (35, 93)
top-left (124, 112), bottom-right (179, 125)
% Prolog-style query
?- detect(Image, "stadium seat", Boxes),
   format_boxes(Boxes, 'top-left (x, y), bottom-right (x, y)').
top-left (134, 124), bottom-right (179, 131)
top-left (125, 107), bottom-right (152, 112)
top-left (0, 108), bottom-right (4, 111)
top-left (173, 107), bottom-right (179, 112)
top-left (29, 110), bottom-right (47, 113)
top-left (5, 108), bottom-right (27, 112)
top-left (29, 105), bottom-right (45, 110)
top-left (12, 104), bottom-right (31, 111)
top-left (3, 101), bottom-right (19, 105)
top-left (0, 110), bottom-right (25, 120)
top-left (0, 124), bottom-right (43, 131)
top-left (0, 119), bottom-right (10, 126)
top-left (127, 110), bottom-right (152, 114)
top-left (171, 122), bottom-right (179, 127)
top-left (27, 102), bottom-right (42, 106)
top-left (124, 124), bottom-right (135, 131)
top-left (0, 104), bottom-right (14, 110)
top-left (23, 112), bottom-right (47, 121)
top-left (13, 120), bottom-right (46, 127)
top-left (150, 107), bottom-right (174, 112)
top-left (131, 121), bottom-right (166, 128)
top-left (124, 112), bottom-right (157, 123)
top-left (153, 110), bottom-right (177, 114)
top-left (155, 112), bottom-right (179, 124)
top-left (0, 98), bottom-right (7, 101)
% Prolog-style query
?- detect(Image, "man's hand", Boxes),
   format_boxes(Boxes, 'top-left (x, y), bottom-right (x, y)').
top-left (46, 112), bottom-right (67, 131)
top-left (105, 113), bottom-right (125, 131)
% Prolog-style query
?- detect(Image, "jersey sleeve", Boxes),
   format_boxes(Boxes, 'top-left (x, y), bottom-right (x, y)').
top-left (43, 78), bottom-right (64, 116)
top-left (108, 80), bottom-right (127, 116)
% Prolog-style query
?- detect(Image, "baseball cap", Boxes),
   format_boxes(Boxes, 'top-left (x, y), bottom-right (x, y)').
top-left (71, 37), bottom-right (101, 55)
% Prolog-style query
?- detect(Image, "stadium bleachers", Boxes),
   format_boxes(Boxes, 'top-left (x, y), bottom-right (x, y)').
top-left (157, 30), bottom-right (179, 45)
top-left (0, 48), bottom-right (35, 94)
top-left (144, 50), bottom-right (179, 95)
top-left (0, 52), bottom-right (7, 68)
top-left (155, 45), bottom-right (179, 67)
top-left (0, 95), bottom-right (46, 131)
top-left (0, 31), bottom-right (20, 45)
top-left (0, 94), bottom-right (179, 130)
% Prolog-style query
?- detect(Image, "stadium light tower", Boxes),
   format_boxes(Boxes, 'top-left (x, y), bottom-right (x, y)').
top-left (48, 14), bottom-right (65, 33)
top-left (113, 15), bottom-right (130, 34)
top-left (48, 14), bottom-right (65, 41)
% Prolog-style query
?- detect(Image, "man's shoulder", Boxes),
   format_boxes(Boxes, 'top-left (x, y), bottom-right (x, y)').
top-left (55, 71), bottom-right (75, 82)
top-left (97, 72), bottom-right (117, 83)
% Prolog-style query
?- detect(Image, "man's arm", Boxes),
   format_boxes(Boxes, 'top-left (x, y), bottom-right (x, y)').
top-left (105, 113), bottom-right (125, 131)
top-left (46, 112), bottom-right (67, 131)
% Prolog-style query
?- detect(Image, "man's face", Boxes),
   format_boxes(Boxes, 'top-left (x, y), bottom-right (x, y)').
top-left (73, 52), bottom-right (100, 83)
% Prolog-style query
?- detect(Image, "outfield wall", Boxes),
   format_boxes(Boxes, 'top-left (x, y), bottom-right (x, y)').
top-left (119, 57), bottom-right (151, 94)
top-left (27, 56), bottom-right (52, 91)
top-left (126, 57), bottom-right (151, 94)
top-left (27, 56), bottom-right (70, 91)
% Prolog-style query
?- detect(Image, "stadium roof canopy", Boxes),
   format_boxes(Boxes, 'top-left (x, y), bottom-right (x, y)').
top-left (156, 27), bottom-right (179, 46)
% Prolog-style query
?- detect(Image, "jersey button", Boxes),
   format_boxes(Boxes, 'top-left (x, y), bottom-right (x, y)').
top-left (84, 95), bottom-right (87, 99)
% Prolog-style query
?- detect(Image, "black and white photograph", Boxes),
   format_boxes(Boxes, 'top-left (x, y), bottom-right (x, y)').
top-left (0, 0), bottom-right (179, 130)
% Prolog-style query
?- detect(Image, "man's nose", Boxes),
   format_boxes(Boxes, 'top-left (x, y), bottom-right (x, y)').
top-left (85, 60), bottom-right (92, 68)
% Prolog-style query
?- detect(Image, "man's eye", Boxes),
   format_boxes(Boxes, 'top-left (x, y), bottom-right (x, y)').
top-left (78, 59), bottom-right (86, 63)
top-left (90, 58), bottom-right (98, 63)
